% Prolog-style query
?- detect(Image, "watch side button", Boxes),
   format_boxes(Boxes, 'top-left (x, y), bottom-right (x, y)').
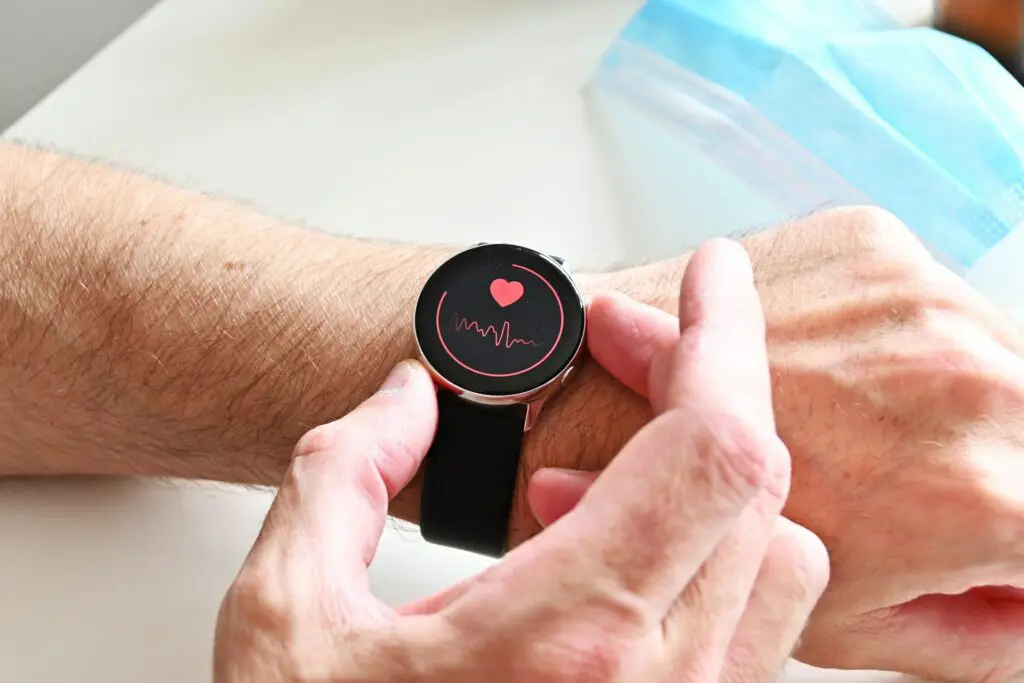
top-left (560, 365), bottom-right (576, 388)
top-left (550, 254), bottom-right (565, 265)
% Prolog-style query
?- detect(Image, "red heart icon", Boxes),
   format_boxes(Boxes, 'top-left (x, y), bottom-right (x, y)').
top-left (490, 278), bottom-right (524, 308)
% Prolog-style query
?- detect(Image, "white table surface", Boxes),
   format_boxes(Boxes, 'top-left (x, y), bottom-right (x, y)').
top-left (0, 1), bottom-right (927, 681)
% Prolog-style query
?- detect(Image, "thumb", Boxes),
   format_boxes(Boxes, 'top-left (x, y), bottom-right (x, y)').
top-left (586, 292), bottom-right (677, 399)
top-left (249, 359), bottom-right (438, 600)
top-left (527, 468), bottom-right (599, 527)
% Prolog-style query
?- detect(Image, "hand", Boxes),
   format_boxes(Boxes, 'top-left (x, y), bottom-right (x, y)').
top-left (214, 241), bottom-right (829, 683)
top-left (554, 207), bottom-right (1024, 681)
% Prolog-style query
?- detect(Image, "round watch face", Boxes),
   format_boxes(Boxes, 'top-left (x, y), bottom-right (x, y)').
top-left (415, 243), bottom-right (586, 398)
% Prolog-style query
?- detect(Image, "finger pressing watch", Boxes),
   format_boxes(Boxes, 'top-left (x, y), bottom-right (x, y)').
top-left (414, 243), bottom-right (587, 557)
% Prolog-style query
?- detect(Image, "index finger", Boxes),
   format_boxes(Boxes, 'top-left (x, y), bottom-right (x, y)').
top-left (650, 239), bottom-right (774, 425)
top-left (538, 240), bottom-right (785, 618)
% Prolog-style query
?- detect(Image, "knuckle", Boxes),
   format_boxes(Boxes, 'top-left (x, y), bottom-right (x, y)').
top-left (887, 288), bottom-right (948, 328)
top-left (892, 328), bottom-right (1024, 422)
top-left (764, 523), bottom-right (831, 605)
top-left (526, 628), bottom-right (635, 683)
top-left (838, 205), bottom-right (921, 258)
top-left (893, 266), bottom-right (977, 328)
top-left (589, 590), bottom-right (653, 639)
top-left (219, 562), bottom-right (293, 638)
top-left (759, 433), bottom-right (792, 504)
top-left (293, 423), bottom-right (341, 460)
top-left (943, 361), bottom-right (1017, 418)
top-left (293, 415), bottom-right (418, 503)
top-left (290, 422), bottom-right (391, 507)
top-left (226, 561), bottom-right (266, 604)
top-left (698, 410), bottom-right (777, 503)
top-left (216, 563), bottom-right (330, 683)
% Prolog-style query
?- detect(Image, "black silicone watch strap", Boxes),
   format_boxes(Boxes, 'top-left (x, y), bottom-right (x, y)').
top-left (419, 389), bottom-right (528, 557)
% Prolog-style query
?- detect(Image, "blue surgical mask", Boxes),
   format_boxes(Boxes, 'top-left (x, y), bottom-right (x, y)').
top-left (594, 0), bottom-right (1024, 270)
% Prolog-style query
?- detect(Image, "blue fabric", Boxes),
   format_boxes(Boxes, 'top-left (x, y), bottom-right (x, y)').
top-left (605, 0), bottom-right (1024, 267)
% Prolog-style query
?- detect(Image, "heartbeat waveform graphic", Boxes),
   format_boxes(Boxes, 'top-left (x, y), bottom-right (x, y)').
top-left (453, 313), bottom-right (540, 349)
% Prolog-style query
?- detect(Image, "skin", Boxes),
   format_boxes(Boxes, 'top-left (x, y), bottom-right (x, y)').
top-left (214, 240), bottom-right (832, 683)
top-left (938, 0), bottom-right (1021, 54)
top-left (1, 140), bottom-right (1023, 680)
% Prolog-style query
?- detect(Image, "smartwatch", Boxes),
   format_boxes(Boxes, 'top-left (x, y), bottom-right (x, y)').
top-left (414, 243), bottom-right (587, 557)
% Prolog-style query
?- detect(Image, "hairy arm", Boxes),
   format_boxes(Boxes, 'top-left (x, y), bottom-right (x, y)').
top-left (0, 143), bottom-right (457, 484)
top-left (0, 141), bottom-right (685, 530)
top-left (9, 143), bottom-right (1024, 681)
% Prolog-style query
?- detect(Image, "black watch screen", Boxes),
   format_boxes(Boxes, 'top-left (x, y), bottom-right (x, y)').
top-left (415, 243), bottom-right (586, 397)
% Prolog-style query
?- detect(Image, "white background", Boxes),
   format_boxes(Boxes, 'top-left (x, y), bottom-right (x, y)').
top-left (0, 0), bottom-right (964, 681)
top-left (0, 0), bottom-right (158, 128)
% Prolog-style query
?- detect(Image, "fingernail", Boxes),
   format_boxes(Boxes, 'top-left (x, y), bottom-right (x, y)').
top-left (539, 468), bottom-right (598, 484)
top-left (378, 360), bottom-right (415, 395)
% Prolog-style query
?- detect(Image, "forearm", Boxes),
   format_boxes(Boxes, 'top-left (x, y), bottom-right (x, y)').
top-left (0, 141), bottom-right (697, 532)
top-left (0, 142), bottom-right (456, 499)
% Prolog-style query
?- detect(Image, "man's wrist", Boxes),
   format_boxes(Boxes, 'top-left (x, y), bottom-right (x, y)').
top-left (577, 254), bottom-right (692, 315)
top-left (507, 240), bottom-right (764, 546)
top-left (503, 258), bottom-right (692, 546)
top-left (391, 259), bottom-right (691, 542)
